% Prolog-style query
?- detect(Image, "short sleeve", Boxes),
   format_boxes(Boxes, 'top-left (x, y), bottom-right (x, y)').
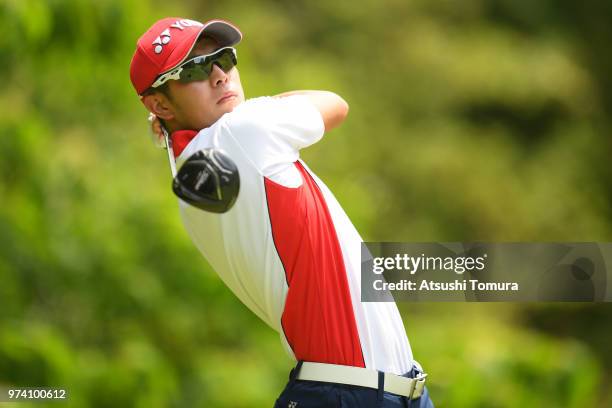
top-left (266, 95), bottom-right (325, 150)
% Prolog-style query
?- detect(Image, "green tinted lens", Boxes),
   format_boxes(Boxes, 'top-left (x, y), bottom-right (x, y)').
top-left (178, 49), bottom-right (237, 84)
top-left (215, 52), bottom-right (237, 72)
top-left (178, 61), bottom-right (212, 83)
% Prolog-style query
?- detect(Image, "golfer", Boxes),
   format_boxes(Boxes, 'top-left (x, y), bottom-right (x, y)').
top-left (130, 17), bottom-right (434, 408)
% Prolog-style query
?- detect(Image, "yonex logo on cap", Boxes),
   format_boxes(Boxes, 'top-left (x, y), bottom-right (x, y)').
top-left (151, 19), bottom-right (204, 54)
top-left (152, 29), bottom-right (171, 54)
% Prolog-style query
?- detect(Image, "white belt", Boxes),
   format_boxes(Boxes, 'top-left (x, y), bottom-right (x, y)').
top-left (296, 362), bottom-right (427, 400)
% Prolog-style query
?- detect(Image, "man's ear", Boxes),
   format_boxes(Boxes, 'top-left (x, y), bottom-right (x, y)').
top-left (141, 93), bottom-right (175, 121)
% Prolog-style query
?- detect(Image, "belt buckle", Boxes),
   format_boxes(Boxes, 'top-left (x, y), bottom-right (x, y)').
top-left (409, 372), bottom-right (428, 400)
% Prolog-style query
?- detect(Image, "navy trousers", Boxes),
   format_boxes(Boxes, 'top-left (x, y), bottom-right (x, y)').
top-left (274, 362), bottom-right (435, 408)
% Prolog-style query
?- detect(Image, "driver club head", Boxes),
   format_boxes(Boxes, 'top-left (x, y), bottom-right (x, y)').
top-left (172, 149), bottom-right (240, 213)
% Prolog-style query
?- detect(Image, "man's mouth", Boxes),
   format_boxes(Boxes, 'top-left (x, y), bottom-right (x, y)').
top-left (217, 92), bottom-right (238, 104)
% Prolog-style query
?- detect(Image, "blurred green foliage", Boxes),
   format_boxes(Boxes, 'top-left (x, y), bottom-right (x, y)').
top-left (1, 0), bottom-right (611, 407)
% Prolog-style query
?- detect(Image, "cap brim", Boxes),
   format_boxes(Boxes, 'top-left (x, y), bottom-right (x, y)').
top-left (201, 20), bottom-right (242, 48)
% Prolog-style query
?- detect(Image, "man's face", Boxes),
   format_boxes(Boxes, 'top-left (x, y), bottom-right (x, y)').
top-left (162, 36), bottom-right (245, 130)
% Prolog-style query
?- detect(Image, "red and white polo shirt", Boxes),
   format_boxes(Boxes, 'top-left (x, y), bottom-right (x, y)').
top-left (173, 95), bottom-right (414, 375)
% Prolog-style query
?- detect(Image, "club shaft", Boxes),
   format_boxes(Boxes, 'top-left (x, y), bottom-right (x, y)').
top-left (163, 128), bottom-right (177, 177)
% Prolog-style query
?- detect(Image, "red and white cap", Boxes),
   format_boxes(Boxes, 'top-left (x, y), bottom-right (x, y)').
top-left (130, 17), bottom-right (242, 95)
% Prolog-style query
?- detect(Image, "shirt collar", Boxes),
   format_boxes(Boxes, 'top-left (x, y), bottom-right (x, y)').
top-left (170, 129), bottom-right (198, 158)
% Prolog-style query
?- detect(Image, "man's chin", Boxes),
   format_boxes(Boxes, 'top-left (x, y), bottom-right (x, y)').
top-left (226, 97), bottom-right (243, 110)
top-left (220, 99), bottom-right (243, 115)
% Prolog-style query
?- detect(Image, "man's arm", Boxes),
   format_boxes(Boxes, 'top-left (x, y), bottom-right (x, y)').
top-left (273, 90), bottom-right (349, 132)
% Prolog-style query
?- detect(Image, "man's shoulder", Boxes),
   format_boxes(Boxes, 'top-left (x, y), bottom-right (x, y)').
top-left (236, 96), bottom-right (275, 109)
top-left (223, 96), bottom-right (277, 131)
top-left (226, 95), bottom-right (310, 127)
top-left (229, 96), bottom-right (274, 118)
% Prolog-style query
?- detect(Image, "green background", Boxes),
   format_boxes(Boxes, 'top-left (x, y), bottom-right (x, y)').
top-left (1, 0), bottom-right (611, 406)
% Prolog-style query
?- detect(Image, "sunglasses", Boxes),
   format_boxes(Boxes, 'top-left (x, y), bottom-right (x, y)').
top-left (151, 46), bottom-right (238, 89)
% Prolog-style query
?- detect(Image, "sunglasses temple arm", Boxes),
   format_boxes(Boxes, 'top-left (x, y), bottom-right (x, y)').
top-left (162, 125), bottom-right (177, 178)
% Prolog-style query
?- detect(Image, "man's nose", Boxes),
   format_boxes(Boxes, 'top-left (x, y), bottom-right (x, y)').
top-left (209, 63), bottom-right (229, 87)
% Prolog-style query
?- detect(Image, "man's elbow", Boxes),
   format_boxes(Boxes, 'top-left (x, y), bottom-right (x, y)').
top-left (324, 94), bottom-right (349, 132)
top-left (338, 97), bottom-right (349, 121)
